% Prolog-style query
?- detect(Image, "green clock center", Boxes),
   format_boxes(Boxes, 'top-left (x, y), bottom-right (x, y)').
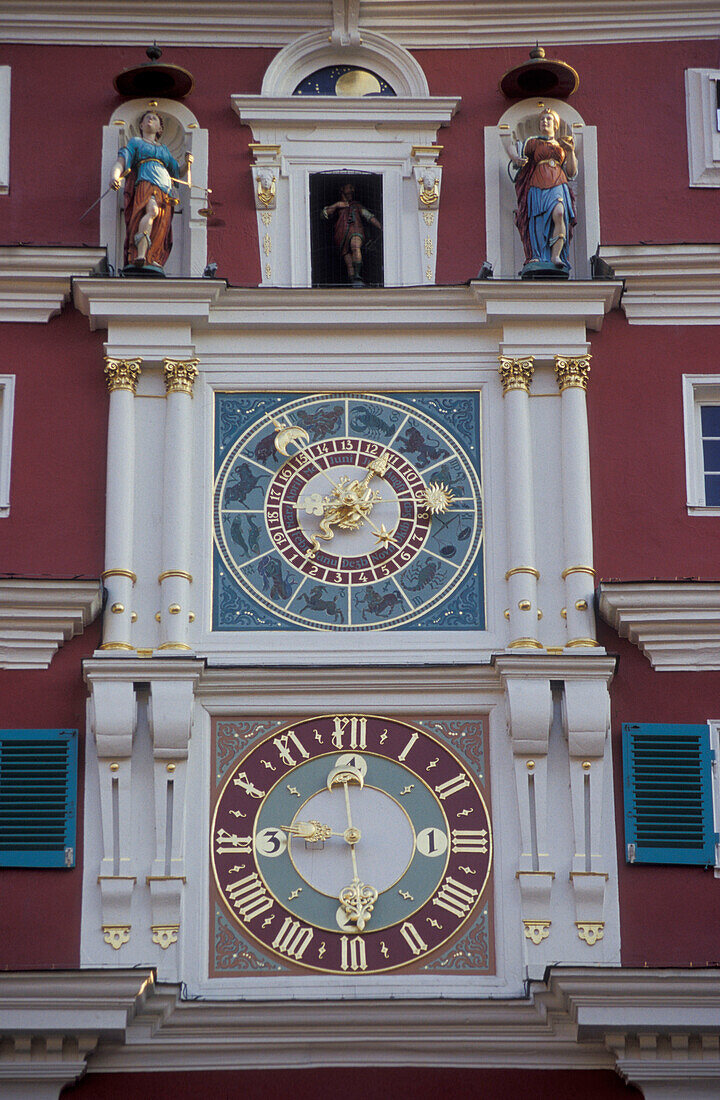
top-left (289, 785), bottom-right (415, 897)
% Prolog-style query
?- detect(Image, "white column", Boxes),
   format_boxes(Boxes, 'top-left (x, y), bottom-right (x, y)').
top-left (100, 358), bottom-right (141, 652)
top-left (499, 357), bottom-right (542, 649)
top-left (555, 355), bottom-right (598, 648)
top-left (157, 359), bottom-right (198, 652)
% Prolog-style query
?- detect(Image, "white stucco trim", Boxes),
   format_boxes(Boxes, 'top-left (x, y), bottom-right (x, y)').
top-left (0, 66), bottom-right (9, 195)
top-left (599, 581), bottom-right (720, 670)
top-left (0, 579), bottom-right (102, 668)
top-left (599, 243), bottom-right (720, 324)
top-left (0, 374), bottom-right (15, 517)
top-left (1, 1), bottom-right (719, 47)
top-left (686, 68), bottom-right (720, 187)
top-left (0, 246), bottom-right (107, 323)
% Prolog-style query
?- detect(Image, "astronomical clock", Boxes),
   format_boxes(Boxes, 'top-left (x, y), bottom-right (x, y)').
top-left (211, 714), bottom-right (493, 976)
top-left (213, 392), bottom-right (484, 631)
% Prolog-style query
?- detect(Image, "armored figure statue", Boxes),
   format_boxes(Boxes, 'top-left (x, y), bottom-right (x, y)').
top-left (322, 181), bottom-right (382, 287)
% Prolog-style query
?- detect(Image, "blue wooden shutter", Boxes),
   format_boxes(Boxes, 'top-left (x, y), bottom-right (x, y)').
top-left (623, 722), bottom-right (717, 866)
top-left (0, 729), bottom-right (77, 867)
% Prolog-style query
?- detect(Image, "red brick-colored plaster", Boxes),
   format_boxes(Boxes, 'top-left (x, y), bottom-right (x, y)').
top-left (601, 621), bottom-right (720, 966)
top-left (61, 1067), bottom-right (641, 1099)
top-left (588, 314), bottom-right (720, 581)
top-left (3, 40), bottom-right (719, 287)
top-left (2, 309), bottom-right (107, 575)
top-left (0, 622), bottom-right (99, 969)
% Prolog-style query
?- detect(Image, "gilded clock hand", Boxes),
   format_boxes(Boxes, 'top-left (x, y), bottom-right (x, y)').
top-left (282, 820), bottom-right (358, 844)
top-left (304, 451), bottom-right (392, 559)
top-left (328, 763), bottom-right (378, 932)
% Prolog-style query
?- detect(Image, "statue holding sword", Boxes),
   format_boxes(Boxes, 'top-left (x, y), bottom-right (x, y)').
top-left (108, 108), bottom-right (191, 274)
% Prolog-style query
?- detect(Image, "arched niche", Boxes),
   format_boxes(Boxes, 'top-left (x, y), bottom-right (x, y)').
top-left (260, 29), bottom-right (430, 98)
top-left (233, 31), bottom-right (457, 288)
top-left (484, 98), bottom-right (599, 280)
top-left (99, 98), bottom-right (208, 277)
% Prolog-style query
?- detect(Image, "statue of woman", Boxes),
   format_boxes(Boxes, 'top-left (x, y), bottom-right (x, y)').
top-left (109, 109), bottom-right (190, 274)
top-left (501, 107), bottom-right (578, 275)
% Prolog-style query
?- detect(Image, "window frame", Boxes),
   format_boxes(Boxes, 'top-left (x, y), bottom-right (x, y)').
top-left (685, 67), bottom-right (720, 188)
top-left (0, 66), bottom-right (9, 194)
top-left (0, 374), bottom-right (15, 518)
top-left (682, 375), bottom-right (720, 515)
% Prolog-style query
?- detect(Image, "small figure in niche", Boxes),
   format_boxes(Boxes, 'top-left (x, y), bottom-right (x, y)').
top-left (322, 182), bottom-right (382, 287)
top-left (501, 106), bottom-right (577, 278)
top-left (109, 109), bottom-right (191, 275)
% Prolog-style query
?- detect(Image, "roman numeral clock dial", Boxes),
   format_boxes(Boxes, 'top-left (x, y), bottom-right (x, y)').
top-left (212, 392), bottom-right (484, 631)
top-left (211, 715), bottom-right (492, 974)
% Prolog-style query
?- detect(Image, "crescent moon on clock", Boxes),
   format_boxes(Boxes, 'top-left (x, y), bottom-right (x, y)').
top-left (273, 424), bottom-right (311, 456)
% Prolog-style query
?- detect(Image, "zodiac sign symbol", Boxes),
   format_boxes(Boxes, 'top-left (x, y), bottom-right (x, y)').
top-left (318, 942), bottom-right (326, 958)
top-left (380, 942), bottom-right (389, 958)
top-left (457, 808), bottom-right (474, 816)
top-left (314, 730), bottom-right (323, 743)
top-left (229, 810), bottom-right (246, 818)
top-left (288, 888), bottom-right (302, 900)
top-left (287, 785), bottom-right (301, 797)
top-left (261, 917), bottom-right (274, 928)
top-left (399, 890), bottom-right (414, 900)
top-left (380, 730), bottom-right (388, 743)
top-left (261, 760), bottom-right (276, 771)
top-left (230, 865), bottom-right (245, 873)
top-left (426, 758), bottom-right (439, 770)
top-left (399, 785), bottom-right (415, 796)
top-left (426, 918), bottom-right (443, 930)
top-left (459, 866), bottom-right (476, 875)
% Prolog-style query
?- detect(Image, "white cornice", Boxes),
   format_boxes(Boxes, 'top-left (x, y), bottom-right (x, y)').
top-left (599, 244), bottom-right (720, 325)
top-left (1, 1), bottom-right (719, 47)
top-left (0, 579), bottom-right (102, 668)
top-left (599, 581), bottom-right (720, 670)
top-left (72, 279), bottom-right (621, 346)
top-left (0, 247), bottom-right (107, 323)
top-left (232, 95), bottom-right (459, 129)
top-left (2, 967), bottom-right (719, 1082)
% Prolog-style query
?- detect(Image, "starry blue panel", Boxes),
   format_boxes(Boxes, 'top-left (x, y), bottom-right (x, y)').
top-left (293, 66), bottom-right (395, 97)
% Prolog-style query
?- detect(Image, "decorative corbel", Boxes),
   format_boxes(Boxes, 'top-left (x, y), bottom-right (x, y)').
top-left (331, 0), bottom-right (361, 46)
top-left (88, 678), bottom-right (138, 950)
top-left (411, 146), bottom-right (443, 284)
top-left (146, 666), bottom-right (201, 953)
top-left (495, 659), bottom-right (555, 945)
top-left (563, 674), bottom-right (613, 945)
top-left (249, 144), bottom-right (282, 286)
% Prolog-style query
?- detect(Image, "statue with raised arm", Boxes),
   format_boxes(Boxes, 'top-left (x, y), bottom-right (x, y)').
top-left (322, 181), bottom-right (382, 287)
top-left (501, 106), bottom-right (578, 278)
top-left (109, 109), bottom-right (190, 275)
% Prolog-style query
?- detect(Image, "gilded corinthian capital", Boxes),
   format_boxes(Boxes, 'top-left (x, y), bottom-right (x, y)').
top-left (554, 355), bottom-right (591, 391)
top-left (498, 356), bottom-right (535, 394)
top-left (163, 358), bottom-right (199, 396)
top-left (104, 357), bottom-right (142, 394)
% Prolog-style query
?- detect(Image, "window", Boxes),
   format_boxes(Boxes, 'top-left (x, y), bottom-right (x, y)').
top-left (0, 374), bottom-right (15, 517)
top-left (0, 729), bottom-right (77, 867)
top-left (0, 66), bottom-right (8, 194)
top-left (622, 722), bottom-right (717, 867)
top-left (682, 376), bottom-right (720, 513)
top-left (310, 171), bottom-right (384, 287)
top-left (685, 68), bottom-right (720, 187)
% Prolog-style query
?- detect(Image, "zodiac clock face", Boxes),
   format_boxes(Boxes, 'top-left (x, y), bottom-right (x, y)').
top-left (213, 392), bottom-right (484, 631)
top-left (211, 715), bottom-right (492, 975)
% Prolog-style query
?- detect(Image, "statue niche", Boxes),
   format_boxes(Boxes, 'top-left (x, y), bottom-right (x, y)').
top-left (100, 99), bottom-right (209, 277)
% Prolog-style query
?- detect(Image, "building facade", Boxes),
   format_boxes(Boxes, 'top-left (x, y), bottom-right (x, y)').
top-left (1, 3), bottom-right (720, 1097)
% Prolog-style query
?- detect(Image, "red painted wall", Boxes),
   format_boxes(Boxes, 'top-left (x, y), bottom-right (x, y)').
top-left (2, 40), bottom-right (719, 286)
top-left (589, 314), bottom-right (720, 580)
top-left (601, 622), bottom-right (720, 966)
top-left (3, 310), bottom-right (107, 575)
top-left (61, 1067), bottom-right (642, 1099)
top-left (0, 623), bottom-right (99, 968)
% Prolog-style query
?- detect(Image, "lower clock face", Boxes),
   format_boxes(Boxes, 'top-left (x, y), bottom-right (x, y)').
top-left (211, 714), bottom-right (492, 974)
top-left (213, 392), bottom-right (484, 631)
